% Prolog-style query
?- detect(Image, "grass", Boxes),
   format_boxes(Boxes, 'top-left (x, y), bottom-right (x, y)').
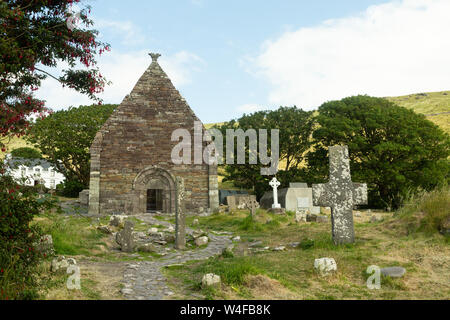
top-left (34, 212), bottom-right (109, 256)
top-left (30, 188), bottom-right (449, 300)
top-left (386, 91), bottom-right (450, 133)
top-left (165, 202), bottom-right (450, 300)
top-left (394, 186), bottom-right (450, 236)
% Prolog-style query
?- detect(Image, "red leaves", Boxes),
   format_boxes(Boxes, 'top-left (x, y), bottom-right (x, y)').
top-left (0, 0), bottom-right (110, 141)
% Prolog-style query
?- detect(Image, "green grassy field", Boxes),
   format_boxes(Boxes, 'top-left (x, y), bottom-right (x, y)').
top-left (386, 91), bottom-right (450, 133)
top-left (164, 187), bottom-right (449, 300)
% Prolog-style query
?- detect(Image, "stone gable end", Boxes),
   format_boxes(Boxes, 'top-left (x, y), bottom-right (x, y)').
top-left (88, 54), bottom-right (219, 215)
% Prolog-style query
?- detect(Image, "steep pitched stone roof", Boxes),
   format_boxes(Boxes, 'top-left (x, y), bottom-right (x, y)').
top-left (91, 53), bottom-right (202, 151)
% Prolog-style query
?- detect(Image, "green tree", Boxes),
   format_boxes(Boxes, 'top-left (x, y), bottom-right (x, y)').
top-left (0, 0), bottom-right (110, 151)
top-left (217, 107), bottom-right (314, 198)
top-left (10, 147), bottom-right (42, 159)
top-left (26, 104), bottom-right (116, 187)
top-left (307, 95), bottom-right (450, 209)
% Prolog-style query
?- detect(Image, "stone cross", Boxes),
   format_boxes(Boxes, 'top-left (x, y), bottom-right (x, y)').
top-left (312, 145), bottom-right (368, 245)
top-left (245, 199), bottom-right (259, 219)
top-left (117, 220), bottom-right (135, 252)
top-left (175, 176), bottom-right (186, 250)
top-left (149, 52), bottom-right (161, 62)
top-left (269, 177), bottom-right (281, 209)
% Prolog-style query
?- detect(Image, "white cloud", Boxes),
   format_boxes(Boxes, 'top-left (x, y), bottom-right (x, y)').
top-left (95, 19), bottom-right (146, 46)
top-left (159, 51), bottom-right (206, 86)
top-left (251, 0), bottom-right (450, 110)
top-left (236, 103), bottom-right (265, 113)
top-left (35, 50), bottom-right (205, 111)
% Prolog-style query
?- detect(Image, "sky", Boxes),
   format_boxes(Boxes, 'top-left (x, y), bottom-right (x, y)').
top-left (36, 0), bottom-right (450, 123)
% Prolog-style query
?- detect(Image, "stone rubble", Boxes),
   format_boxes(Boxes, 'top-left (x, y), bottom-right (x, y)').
top-left (314, 258), bottom-right (338, 276)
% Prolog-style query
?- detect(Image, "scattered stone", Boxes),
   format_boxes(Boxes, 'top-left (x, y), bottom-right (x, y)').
top-left (227, 195), bottom-right (258, 211)
top-left (232, 236), bottom-right (241, 242)
top-left (290, 242), bottom-right (300, 248)
top-left (314, 258), bottom-right (337, 276)
top-left (121, 288), bottom-right (134, 295)
top-left (148, 227), bottom-right (159, 234)
top-left (439, 217), bottom-right (450, 236)
top-left (273, 246), bottom-right (286, 252)
top-left (295, 209), bottom-right (307, 223)
top-left (306, 214), bottom-right (318, 222)
top-left (248, 241), bottom-right (263, 248)
top-left (316, 215), bottom-right (329, 223)
top-left (192, 230), bottom-right (207, 238)
top-left (222, 245), bottom-right (234, 256)
top-left (166, 226), bottom-right (175, 233)
top-left (50, 256), bottom-right (70, 273)
top-left (354, 211), bottom-right (362, 218)
top-left (267, 208), bottom-right (286, 215)
top-left (165, 263), bottom-right (184, 269)
top-left (195, 236), bottom-right (209, 246)
top-left (97, 225), bottom-right (113, 234)
top-left (109, 215), bottom-right (128, 228)
top-left (137, 243), bottom-right (157, 253)
top-left (202, 274), bottom-right (221, 288)
top-left (35, 234), bottom-right (54, 255)
top-left (67, 258), bottom-right (77, 265)
top-left (192, 219), bottom-right (199, 226)
top-left (370, 215), bottom-right (383, 223)
top-left (164, 234), bottom-right (176, 243)
top-left (381, 267), bottom-right (406, 278)
top-left (134, 231), bottom-right (147, 240)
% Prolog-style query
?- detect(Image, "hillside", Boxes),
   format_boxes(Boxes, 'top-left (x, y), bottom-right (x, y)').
top-left (205, 91), bottom-right (449, 134)
top-left (386, 91), bottom-right (450, 133)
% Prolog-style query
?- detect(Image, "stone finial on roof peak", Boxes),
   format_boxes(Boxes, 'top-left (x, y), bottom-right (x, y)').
top-left (149, 53), bottom-right (161, 62)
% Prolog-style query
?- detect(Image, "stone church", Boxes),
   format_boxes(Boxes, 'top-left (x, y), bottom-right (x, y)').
top-left (88, 53), bottom-right (219, 215)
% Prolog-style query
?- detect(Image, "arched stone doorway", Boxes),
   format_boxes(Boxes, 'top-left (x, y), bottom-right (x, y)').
top-left (132, 167), bottom-right (176, 214)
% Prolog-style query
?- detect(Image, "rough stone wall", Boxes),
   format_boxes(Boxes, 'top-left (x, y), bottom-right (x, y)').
top-left (89, 55), bottom-right (218, 215)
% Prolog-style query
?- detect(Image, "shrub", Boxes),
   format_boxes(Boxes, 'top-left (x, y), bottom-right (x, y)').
top-left (56, 179), bottom-right (84, 198)
top-left (0, 170), bottom-right (53, 300)
top-left (396, 185), bottom-right (450, 235)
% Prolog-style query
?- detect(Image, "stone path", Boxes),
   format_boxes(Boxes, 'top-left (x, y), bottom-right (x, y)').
top-left (120, 215), bottom-right (232, 300)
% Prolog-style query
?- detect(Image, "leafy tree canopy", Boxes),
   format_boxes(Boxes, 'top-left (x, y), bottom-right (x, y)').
top-left (216, 106), bottom-right (315, 198)
top-left (10, 147), bottom-right (42, 159)
top-left (307, 95), bottom-right (450, 209)
top-left (0, 0), bottom-right (110, 151)
top-left (26, 104), bottom-right (116, 187)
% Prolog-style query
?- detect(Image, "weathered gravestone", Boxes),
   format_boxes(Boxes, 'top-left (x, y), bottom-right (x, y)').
top-left (79, 189), bottom-right (89, 206)
top-left (241, 198), bottom-right (259, 219)
top-left (116, 220), bottom-right (135, 252)
top-left (226, 195), bottom-right (257, 211)
top-left (312, 146), bottom-right (367, 245)
top-left (260, 183), bottom-right (320, 214)
top-left (175, 177), bottom-right (186, 250)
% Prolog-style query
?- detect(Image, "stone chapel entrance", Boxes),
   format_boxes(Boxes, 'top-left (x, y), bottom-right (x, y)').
top-left (132, 167), bottom-right (176, 214)
top-left (147, 189), bottom-right (163, 212)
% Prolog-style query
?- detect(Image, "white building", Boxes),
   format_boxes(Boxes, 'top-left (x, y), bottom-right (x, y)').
top-left (4, 154), bottom-right (65, 190)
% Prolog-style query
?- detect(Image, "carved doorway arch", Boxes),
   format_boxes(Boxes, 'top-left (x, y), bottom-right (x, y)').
top-left (132, 167), bottom-right (176, 214)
